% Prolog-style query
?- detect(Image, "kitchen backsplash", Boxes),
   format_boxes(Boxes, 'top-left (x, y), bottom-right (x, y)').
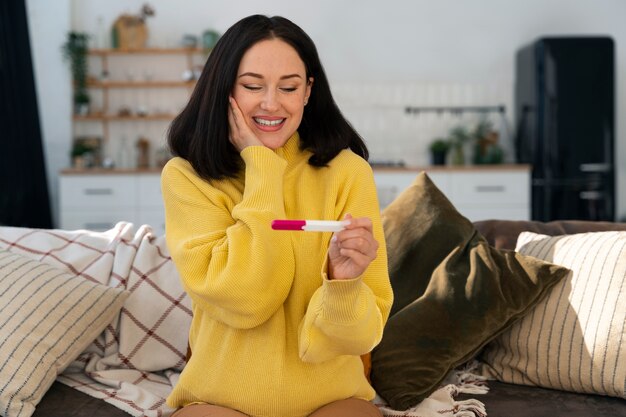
top-left (74, 75), bottom-right (514, 169)
top-left (331, 82), bottom-right (514, 167)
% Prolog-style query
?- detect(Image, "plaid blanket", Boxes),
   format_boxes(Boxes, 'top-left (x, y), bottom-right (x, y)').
top-left (0, 222), bottom-right (486, 417)
top-left (0, 222), bottom-right (189, 417)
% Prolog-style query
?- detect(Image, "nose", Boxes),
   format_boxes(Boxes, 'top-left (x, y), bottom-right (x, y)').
top-left (260, 90), bottom-right (279, 112)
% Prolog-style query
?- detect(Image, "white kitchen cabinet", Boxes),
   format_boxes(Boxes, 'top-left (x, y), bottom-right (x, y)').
top-left (373, 165), bottom-right (530, 221)
top-left (59, 172), bottom-right (165, 235)
top-left (59, 165), bottom-right (530, 234)
top-left (60, 175), bottom-right (136, 208)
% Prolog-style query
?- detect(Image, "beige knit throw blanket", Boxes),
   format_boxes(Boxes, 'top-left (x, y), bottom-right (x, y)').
top-left (374, 362), bottom-right (488, 417)
top-left (0, 222), bottom-right (487, 417)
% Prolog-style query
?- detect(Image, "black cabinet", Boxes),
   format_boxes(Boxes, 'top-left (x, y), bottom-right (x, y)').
top-left (515, 37), bottom-right (615, 221)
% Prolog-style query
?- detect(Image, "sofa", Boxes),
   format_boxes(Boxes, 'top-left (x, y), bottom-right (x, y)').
top-left (1, 182), bottom-right (625, 417)
top-left (460, 219), bottom-right (626, 417)
top-left (369, 174), bottom-right (626, 416)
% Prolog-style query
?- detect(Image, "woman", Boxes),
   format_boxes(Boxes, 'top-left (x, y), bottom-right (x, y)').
top-left (162, 14), bottom-right (393, 417)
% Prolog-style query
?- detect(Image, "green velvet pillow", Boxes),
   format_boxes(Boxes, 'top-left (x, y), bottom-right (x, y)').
top-left (370, 172), bottom-right (570, 410)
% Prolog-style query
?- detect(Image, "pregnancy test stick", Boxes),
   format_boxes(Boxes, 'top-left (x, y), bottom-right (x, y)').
top-left (271, 219), bottom-right (350, 232)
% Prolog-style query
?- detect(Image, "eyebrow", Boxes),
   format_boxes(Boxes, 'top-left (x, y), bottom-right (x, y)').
top-left (238, 72), bottom-right (303, 80)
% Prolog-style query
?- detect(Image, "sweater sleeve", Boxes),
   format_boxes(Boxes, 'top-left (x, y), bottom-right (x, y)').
top-left (161, 149), bottom-right (295, 329)
top-left (298, 158), bottom-right (394, 362)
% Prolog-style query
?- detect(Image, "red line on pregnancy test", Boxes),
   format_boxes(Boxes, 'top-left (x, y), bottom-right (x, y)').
top-left (271, 219), bottom-right (349, 232)
top-left (271, 220), bottom-right (306, 231)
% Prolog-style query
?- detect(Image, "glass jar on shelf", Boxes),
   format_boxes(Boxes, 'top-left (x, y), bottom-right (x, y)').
top-left (116, 135), bottom-right (134, 169)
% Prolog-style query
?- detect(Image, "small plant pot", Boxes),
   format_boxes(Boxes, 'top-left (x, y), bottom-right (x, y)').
top-left (430, 150), bottom-right (447, 166)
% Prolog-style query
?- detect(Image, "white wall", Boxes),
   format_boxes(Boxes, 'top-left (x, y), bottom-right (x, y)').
top-left (28, 0), bottom-right (626, 223)
top-left (26, 0), bottom-right (71, 226)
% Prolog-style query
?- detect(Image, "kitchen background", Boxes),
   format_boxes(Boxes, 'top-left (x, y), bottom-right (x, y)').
top-left (24, 0), bottom-right (626, 225)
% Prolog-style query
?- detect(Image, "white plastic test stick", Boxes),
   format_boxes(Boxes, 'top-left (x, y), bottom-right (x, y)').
top-left (271, 219), bottom-right (350, 232)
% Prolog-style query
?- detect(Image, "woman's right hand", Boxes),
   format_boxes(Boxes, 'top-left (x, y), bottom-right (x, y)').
top-left (228, 96), bottom-right (263, 151)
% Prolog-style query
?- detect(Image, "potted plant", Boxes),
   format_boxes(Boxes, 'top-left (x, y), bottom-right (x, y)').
top-left (428, 138), bottom-right (450, 165)
top-left (62, 32), bottom-right (90, 114)
top-left (472, 119), bottom-right (504, 164)
top-left (448, 125), bottom-right (471, 165)
top-left (70, 140), bottom-right (92, 168)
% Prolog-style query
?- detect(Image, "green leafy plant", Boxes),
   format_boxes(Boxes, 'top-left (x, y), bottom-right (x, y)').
top-left (429, 138), bottom-right (450, 153)
top-left (429, 138), bottom-right (450, 165)
top-left (62, 32), bottom-right (90, 108)
top-left (472, 118), bottom-right (493, 141)
top-left (448, 126), bottom-right (471, 148)
top-left (448, 126), bottom-right (471, 165)
top-left (70, 141), bottom-right (91, 158)
top-left (471, 118), bottom-right (504, 164)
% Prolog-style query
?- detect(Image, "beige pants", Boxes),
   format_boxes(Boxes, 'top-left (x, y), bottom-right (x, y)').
top-left (171, 398), bottom-right (382, 417)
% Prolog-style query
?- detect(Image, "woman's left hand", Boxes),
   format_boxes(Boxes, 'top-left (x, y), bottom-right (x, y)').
top-left (327, 214), bottom-right (379, 280)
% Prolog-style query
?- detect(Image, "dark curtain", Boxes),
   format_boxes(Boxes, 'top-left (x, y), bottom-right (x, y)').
top-left (0, 0), bottom-right (52, 228)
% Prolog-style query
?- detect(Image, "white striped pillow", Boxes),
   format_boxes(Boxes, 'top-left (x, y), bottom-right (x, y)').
top-left (480, 231), bottom-right (626, 398)
top-left (0, 250), bottom-right (129, 417)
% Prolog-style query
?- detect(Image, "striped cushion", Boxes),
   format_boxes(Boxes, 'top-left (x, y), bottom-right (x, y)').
top-left (0, 250), bottom-right (128, 417)
top-left (480, 231), bottom-right (626, 398)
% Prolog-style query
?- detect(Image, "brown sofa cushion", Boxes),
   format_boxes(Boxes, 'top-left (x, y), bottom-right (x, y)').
top-left (474, 219), bottom-right (626, 250)
top-left (370, 172), bottom-right (570, 410)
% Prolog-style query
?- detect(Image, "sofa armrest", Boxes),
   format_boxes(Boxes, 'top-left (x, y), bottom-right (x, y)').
top-left (474, 219), bottom-right (626, 250)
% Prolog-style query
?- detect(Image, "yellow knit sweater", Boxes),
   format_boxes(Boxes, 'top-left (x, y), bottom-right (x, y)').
top-left (161, 133), bottom-right (393, 417)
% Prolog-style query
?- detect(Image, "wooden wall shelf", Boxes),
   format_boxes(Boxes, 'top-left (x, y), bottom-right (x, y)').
top-left (89, 47), bottom-right (206, 55)
top-left (87, 80), bottom-right (196, 88)
top-left (70, 47), bottom-right (206, 170)
top-left (74, 114), bottom-right (178, 121)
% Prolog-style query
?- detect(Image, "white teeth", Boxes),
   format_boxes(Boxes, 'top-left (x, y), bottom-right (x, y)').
top-left (254, 118), bottom-right (284, 126)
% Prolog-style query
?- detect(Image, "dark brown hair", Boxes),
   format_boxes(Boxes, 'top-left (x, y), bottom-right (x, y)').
top-left (167, 14), bottom-right (368, 180)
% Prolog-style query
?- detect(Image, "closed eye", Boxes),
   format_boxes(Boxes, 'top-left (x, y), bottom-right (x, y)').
top-left (243, 85), bottom-right (262, 91)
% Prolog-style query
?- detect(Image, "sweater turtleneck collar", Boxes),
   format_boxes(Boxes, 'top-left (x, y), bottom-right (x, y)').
top-left (273, 131), bottom-right (302, 163)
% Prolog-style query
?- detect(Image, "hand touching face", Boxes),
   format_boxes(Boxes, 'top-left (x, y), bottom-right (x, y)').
top-left (229, 38), bottom-right (312, 151)
top-left (228, 96), bottom-right (263, 151)
top-left (327, 214), bottom-right (379, 280)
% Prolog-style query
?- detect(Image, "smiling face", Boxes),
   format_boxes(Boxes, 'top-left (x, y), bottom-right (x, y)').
top-left (232, 38), bottom-right (312, 149)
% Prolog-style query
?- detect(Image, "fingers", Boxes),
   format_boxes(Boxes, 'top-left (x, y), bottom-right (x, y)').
top-left (228, 97), bottom-right (245, 151)
top-left (343, 214), bottom-right (373, 233)
top-left (228, 96), bottom-right (261, 151)
top-left (327, 215), bottom-right (378, 280)
top-left (336, 236), bottom-right (378, 260)
top-left (334, 215), bottom-right (378, 259)
top-left (227, 102), bottom-right (237, 144)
